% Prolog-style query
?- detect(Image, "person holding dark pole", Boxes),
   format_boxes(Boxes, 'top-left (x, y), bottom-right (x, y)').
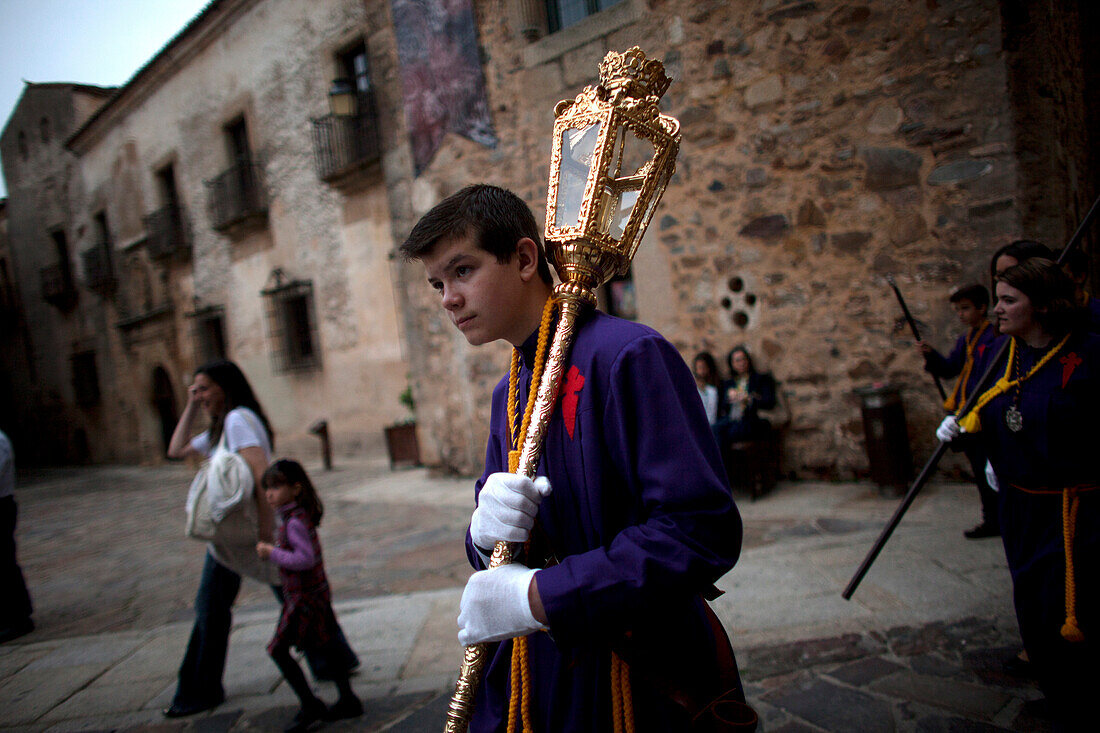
top-left (937, 259), bottom-right (1099, 730)
top-left (916, 284), bottom-right (999, 538)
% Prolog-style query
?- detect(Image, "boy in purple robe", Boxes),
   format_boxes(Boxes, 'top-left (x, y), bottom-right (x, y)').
top-left (401, 185), bottom-right (751, 731)
top-left (917, 283), bottom-right (999, 538)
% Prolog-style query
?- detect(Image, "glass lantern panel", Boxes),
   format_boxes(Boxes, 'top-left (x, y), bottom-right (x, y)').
top-left (555, 122), bottom-right (601, 229)
top-left (612, 125), bottom-right (657, 178)
top-left (605, 187), bottom-right (641, 241)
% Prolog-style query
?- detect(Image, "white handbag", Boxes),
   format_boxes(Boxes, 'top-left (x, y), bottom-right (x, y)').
top-left (184, 412), bottom-right (279, 585)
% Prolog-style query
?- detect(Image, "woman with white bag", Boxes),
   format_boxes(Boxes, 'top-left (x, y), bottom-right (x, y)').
top-left (163, 360), bottom-right (358, 717)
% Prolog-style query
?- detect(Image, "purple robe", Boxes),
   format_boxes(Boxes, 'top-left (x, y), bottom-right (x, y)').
top-left (975, 331), bottom-right (1100, 724)
top-left (923, 322), bottom-right (997, 400)
top-left (465, 310), bottom-right (743, 731)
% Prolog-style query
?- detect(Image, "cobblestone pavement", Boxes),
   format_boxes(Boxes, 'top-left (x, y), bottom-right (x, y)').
top-left (0, 461), bottom-right (1051, 731)
top-left (10, 458), bottom-right (472, 642)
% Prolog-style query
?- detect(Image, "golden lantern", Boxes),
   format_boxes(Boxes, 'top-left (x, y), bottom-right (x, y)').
top-left (444, 46), bottom-right (681, 733)
top-left (544, 46), bottom-right (681, 300)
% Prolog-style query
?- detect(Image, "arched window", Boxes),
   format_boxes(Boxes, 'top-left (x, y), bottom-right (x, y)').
top-left (40, 116), bottom-right (50, 143)
top-left (17, 130), bottom-right (28, 159)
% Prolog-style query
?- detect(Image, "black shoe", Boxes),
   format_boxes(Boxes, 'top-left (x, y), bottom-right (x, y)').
top-left (324, 695), bottom-right (363, 721)
top-left (964, 522), bottom-right (1000, 539)
top-left (286, 698), bottom-right (327, 733)
top-left (0, 618), bottom-right (34, 644)
top-left (162, 692), bottom-right (225, 718)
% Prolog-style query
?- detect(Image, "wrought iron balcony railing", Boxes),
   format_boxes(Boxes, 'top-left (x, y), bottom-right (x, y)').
top-left (205, 162), bottom-right (268, 233)
top-left (310, 108), bottom-right (382, 182)
top-left (82, 243), bottom-right (117, 296)
top-left (40, 263), bottom-right (78, 309)
top-left (144, 204), bottom-right (192, 261)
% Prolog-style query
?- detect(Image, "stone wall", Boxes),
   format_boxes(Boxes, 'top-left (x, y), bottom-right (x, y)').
top-left (392, 0), bottom-right (1057, 478)
top-left (0, 84), bottom-right (114, 463)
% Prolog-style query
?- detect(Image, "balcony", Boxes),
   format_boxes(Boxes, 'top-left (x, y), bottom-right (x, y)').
top-left (311, 107), bottom-right (381, 183)
top-left (205, 162), bottom-right (268, 234)
top-left (82, 244), bottom-right (117, 297)
top-left (40, 263), bottom-right (78, 310)
top-left (144, 205), bottom-right (192, 261)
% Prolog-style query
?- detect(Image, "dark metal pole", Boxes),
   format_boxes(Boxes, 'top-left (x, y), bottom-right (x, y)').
top-left (844, 193), bottom-right (1100, 600)
top-left (887, 275), bottom-right (948, 402)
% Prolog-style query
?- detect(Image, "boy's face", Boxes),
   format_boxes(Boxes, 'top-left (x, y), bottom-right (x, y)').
top-left (953, 299), bottom-right (986, 329)
top-left (422, 234), bottom-right (536, 347)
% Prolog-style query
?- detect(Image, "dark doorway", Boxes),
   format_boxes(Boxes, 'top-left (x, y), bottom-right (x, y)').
top-left (152, 367), bottom-right (178, 455)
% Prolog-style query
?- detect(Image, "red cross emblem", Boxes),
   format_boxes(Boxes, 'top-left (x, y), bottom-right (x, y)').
top-left (1061, 352), bottom-right (1082, 388)
top-left (562, 365), bottom-right (585, 440)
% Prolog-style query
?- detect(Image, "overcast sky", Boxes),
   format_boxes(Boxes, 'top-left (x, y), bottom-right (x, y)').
top-left (0, 0), bottom-right (211, 198)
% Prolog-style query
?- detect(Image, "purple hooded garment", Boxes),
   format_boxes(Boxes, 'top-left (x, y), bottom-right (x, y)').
top-left (464, 309), bottom-right (744, 731)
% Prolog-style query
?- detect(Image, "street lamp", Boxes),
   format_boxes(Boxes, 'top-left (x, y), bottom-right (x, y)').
top-left (544, 46), bottom-right (681, 300)
top-left (327, 78), bottom-right (357, 116)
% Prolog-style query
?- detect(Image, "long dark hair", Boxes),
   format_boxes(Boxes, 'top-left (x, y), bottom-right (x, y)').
top-left (196, 360), bottom-right (273, 449)
top-left (262, 459), bottom-right (323, 527)
top-left (693, 351), bottom-right (720, 387)
top-left (726, 345), bottom-right (757, 377)
top-left (988, 240), bottom-right (1054, 290)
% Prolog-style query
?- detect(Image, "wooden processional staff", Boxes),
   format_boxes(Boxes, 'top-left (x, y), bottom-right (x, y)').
top-left (443, 46), bottom-right (683, 732)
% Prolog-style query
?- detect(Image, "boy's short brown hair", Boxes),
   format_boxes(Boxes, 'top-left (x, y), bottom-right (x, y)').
top-left (400, 184), bottom-right (553, 284)
top-left (949, 283), bottom-right (989, 309)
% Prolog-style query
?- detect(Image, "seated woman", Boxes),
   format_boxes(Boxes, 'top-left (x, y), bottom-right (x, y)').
top-left (692, 351), bottom-right (721, 427)
top-left (713, 346), bottom-right (777, 445)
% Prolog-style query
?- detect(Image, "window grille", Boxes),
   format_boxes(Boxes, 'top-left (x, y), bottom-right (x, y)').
top-left (261, 271), bottom-right (321, 374)
top-left (545, 0), bottom-right (623, 33)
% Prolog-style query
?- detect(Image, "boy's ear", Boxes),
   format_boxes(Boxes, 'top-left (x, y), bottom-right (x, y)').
top-left (515, 237), bottom-right (541, 281)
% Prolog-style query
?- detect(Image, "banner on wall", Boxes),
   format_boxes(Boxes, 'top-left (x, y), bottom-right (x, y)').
top-left (390, 0), bottom-right (499, 175)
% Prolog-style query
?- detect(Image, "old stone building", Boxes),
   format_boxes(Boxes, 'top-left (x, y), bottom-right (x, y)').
top-left (0, 82), bottom-right (117, 463)
top-left (1, 0), bottom-right (1097, 479)
top-left (389, 0), bottom-right (1099, 477)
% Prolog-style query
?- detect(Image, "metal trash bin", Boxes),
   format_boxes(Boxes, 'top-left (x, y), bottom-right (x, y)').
top-left (854, 383), bottom-right (913, 493)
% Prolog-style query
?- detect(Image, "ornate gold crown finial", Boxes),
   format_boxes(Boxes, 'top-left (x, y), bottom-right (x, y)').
top-left (598, 46), bottom-right (671, 101)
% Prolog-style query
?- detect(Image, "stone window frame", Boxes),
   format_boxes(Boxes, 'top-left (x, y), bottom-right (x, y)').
top-left (261, 272), bottom-right (323, 375)
top-left (519, 0), bottom-right (644, 68)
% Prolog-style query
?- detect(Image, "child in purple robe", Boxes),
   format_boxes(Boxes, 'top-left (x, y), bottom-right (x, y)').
top-left (256, 459), bottom-right (362, 732)
top-left (401, 185), bottom-right (753, 732)
top-left (917, 283), bottom-right (999, 538)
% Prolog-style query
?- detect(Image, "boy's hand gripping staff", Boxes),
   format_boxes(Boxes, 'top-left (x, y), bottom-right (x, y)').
top-left (444, 47), bottom-right (682, 733)
top-left (843, 192), bottom-right (1100, 601)
top-left (886, 275), bottom-right (948, 402)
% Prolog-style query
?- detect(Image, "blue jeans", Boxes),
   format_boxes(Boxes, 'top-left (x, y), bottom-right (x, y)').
top-left (171, 552), bottom-right (240, 707)
top-left (171, 552), bottom-right (360, 707)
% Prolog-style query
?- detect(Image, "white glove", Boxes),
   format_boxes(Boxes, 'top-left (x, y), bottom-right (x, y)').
top-left (936, 416), bottom-right (963, 443)
top-left (458, 564), bottom-right (542, 645)
top-left (470, 473), bottom-right (552, 550)
top-left (985, 460), bottom-right (1000, 493)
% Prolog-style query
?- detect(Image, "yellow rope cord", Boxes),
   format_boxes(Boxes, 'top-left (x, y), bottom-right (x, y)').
top-left (507, 638), bottom-right (522, 733)
top-left (943, 321), bottom-right (989, 412)
top-left (611, 652), bottom-right (624, 733)
top-left (505, 297), bottom-right (554, 733)
top-left (1061, 489), bottom-right (1085, 642)
top-left (957, 333), bottom-right (1070, 433)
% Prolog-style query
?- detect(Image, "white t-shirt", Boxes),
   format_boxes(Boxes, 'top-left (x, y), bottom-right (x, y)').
top-left (697, 384), bottom-right (719, 426)
top-left (190, 407), bottom-right (271, 461)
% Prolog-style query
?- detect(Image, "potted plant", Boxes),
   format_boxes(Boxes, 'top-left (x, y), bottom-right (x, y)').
top-left (384, 385), bottom-right (420, 469)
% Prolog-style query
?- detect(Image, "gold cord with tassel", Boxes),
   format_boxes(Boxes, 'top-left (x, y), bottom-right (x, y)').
top-left (957, 334), bottom-right (1069, 433)
top-left (505, 298), bottom-right (553, 733)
